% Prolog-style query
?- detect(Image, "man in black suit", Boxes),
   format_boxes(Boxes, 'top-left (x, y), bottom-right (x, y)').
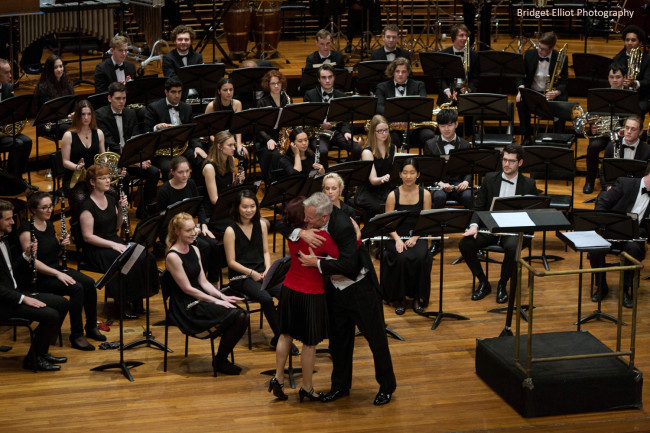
top-left (305, 30), bottom-right (345, 70)
top-left (0, 200), bottom-right (69, 371)
top-left (303, 64), bottom-right (362, 167)
top-left (94, 35), bottom-right (137, 94)
top-left (297, 192), bottom-right (396, 406)
top-left (515, 32), bottom-right (568, 144)
top-left (423, 109), bottom-right (472, 209)
top-left (96, 82), bottom-right (160, 218)
top-left (375, 57), bottom-right (435, 151)
top-left (458, 144), bottom-right (538, 303)
top-left (144, 76), bottom-right (206, 178)
top-left (162, 25), bottom-right (204, 78)
top-left (589, 164), bottom-right (650, 307)
top-left (0, 58), bottom-right (35, 190)
top-left (612, 25), bottom-right (650, 118)
top-left (598, 115), bottom-right (650, 189)
top-left (437, 24), bottom-right (479, 105)
top-left (370, 25), bottom-right (408, 61)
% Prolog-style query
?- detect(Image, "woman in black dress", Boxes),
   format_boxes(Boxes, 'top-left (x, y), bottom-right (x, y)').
top-left (223, 190), bottom-right (282, 349)
top-left (18, 192), bottom-right (105, 350)
top-left (354, 114), bottom-right (395, 221)
top-left (165, 212), bottom-right (248, 375)
top-left (278, 128), bottom-right (325, 177)
top-left (382, 158), bottom-right (432, 314)
top-left (79, 165), bottom-right (156, 318)
top-left (61, 99), bottom-right (106, 188)
top-left (205, 77), bottom-right (246, 156)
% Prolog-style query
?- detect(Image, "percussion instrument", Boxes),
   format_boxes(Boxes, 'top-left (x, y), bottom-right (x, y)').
top-left (224, 0), bottom-right (251, 59)
top-left (252, 1), bottom-right (281, 56)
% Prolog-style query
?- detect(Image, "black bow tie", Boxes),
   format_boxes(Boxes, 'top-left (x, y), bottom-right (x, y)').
top-left (501, 177), bottom-right (514, 185)
top-left (454, 51), bottom-right (464, 56)
top-left (112, 112), bottom-right (122, 117)
top-left (621, 144), bottom-right (635, 150)
top-left (441, 140), bottom-right (455, 146)
top-left (0, 234), bottom-right (8, 243)
top-left (320, 55), bottom-right (331, 61)
top-left (642, 187), bottom-right (650, 196)
top-left (179, 54), bottom-right (188, 59)
top-left (322, 92), bottom-right (332, 99)
top-left (386, 50), bottom-right (396, 55)
top-left (395, 83), bottom-right (406, 89)
top-left (539, 57), bottom-right (550, 62)
top-left (167, 104), bottom-right (179, 111)
top-left (114, 63), bottom-right (125, 71)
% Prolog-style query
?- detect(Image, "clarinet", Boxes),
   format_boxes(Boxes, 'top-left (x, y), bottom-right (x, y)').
top-left (236, 148), bottom-right (245, 185)
top-left (60, 192), bottom-right (68, 271)
top-left (119, 177), bottom-right (130, 242)
top-left (29, 216), bottom-right (37, 289)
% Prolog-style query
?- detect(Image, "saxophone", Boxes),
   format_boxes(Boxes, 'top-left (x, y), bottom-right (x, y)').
top-left (545, 43), bottom-right (567, 99)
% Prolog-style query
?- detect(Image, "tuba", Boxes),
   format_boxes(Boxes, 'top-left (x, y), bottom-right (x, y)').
top-left (572, 104), bottom-right (621, 141)
top-left (545, 43), bottom-right (567, 98)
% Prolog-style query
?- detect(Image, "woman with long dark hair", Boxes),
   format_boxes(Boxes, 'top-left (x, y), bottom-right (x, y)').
top-left (205, 77), bottom-right (245, 154)
top-left (278, 128), bottom-right (324, 177)
top-left (34, 54), bottom-right (75, 107)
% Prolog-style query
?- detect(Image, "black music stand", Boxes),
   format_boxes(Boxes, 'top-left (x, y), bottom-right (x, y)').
top-left (458, 93), bottom-right (509, 149)
top-left (572, 54), bottom-right (611, 94)
top-left (327, 160), bottom-right (374, 201)
top-left (327, 96), bottom-right (377, 146)
top-left (0, 94), bottom-right (33, 182)
top-left (230, 66), bottom-right (278, 102)
top-left (419, 52), bottom-right (465, 94)
top-left (209, 184), bottom-right (257, 227)
top-left (588, 88), bottom-right (640, 151)
top-left (119, 132), bottom-right (159, 172)
top-left (123, 214), bottom-right (171, 352)
top-left (126, 77), bottom-right (167, 107)
top-left (177, 63), bottom-right (226, 101)
top-left (154, 124), bottom-right (197, 157)
top-left (602, 158), bottom-right (648, 185)
top-left (90, 243), bottom-right (145, 381)
top-left (448, 148), bottom-right (500, 209)
top-left (572, 210), bottom-right (639, 326)
top-left (156, 196), bottom-right (204, 243)
top-left (413, 209), bottom-right (473, 330)
top-left (356, 61), bottom-right (391, 94)
top-left (276, 102), bottom-right (329, 130)
top-left (191, 110), bottom-right (233, 140)
top-left (477, 51), bottom-right (525, 95)
top-left (31, 95), bottom-right (77, 153)
top-left (260, 174), bottom-right (308, 253)
top-left (384, 96), bottom-right (435, 152)
top-left (391, 155), bottom-right (444, 188)
top-left (230, 107), bottom-right (280, 136)
top-left (299, 68), bottom-right (350, 93)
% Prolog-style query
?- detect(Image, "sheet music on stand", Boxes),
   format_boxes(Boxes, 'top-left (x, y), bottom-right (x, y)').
top-left (558, 230), bottom-right (611, 251)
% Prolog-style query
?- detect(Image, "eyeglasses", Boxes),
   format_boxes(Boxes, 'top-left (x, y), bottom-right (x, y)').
top-left (376, 128), bottom-right (390, 134)
top-left (269, 81), bottom-right (282, 86)
top-left (38, 205), bottom-right (54, 211)
top-left (502, 158), bottom-right (519, 164)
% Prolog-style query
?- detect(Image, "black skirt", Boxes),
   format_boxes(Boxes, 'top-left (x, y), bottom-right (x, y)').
top-left (279, 285), bottom-right (328, 346)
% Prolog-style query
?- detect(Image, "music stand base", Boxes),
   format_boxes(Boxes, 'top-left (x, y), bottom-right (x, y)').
top-left (576, 310), bottom-right (624, 326)
top-left (122, 336), bottom-right (171, 352)
top-left (355, 325), bottom-right (404, 341)
top-left (488, 305), bottom-right (532, 322)
top-left (527, 254), bottom-right (564, 271)
top-left (418, 311), bottom-right (470, 330)
top-left (90, 360), bottom-right (144, 382)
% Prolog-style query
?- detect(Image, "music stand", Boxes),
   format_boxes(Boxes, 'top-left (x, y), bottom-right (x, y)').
top-left (191, 110), bottom-right (233, 140)
top-left (31, 95), bottom-right (77, 153)
top-left (588, 88), bottom-right (640, 150)
top-left (572, 54), bottom-right (611, 95)
top-left (356, 61), bottom-right (391, 94)
top-left (602, 158), bottom-right (648, 185)
top-left (126, 77), bottom-right (167, 107)
top-left (276, 102), bottom-right (329, 130)
top-left (327, 96), bottom-right (377, 145)
top-left (391, 155), bottom-right (444, 188)
top-left (0, 94), bottom-right (33, 181)
top-left (230, 66), bottom-right (278, 103)
top-left (299, 68), bottom-right (350, 93)
top-left (476, 51), bottom-right (525, 95)
top-left (90, 243), bottom-right (145, 381)
top-left (572, 210), bottom-right (639, 326)
top-left (413, 209), bottom-right (473, 330)
top-left (448, 148), bottom-right (500, 208)
top-left (327, 160), bottom-right (374, 201)
top-left (154, 124), bottom-right (196, 157)
top-left (157, 197), bottom-right (204, 242)
top-left (260, 174), bottom-right (308, 253)
top-left (419, 52), bottom-right (465, 91)
top-left (458, 93), bottom-right (509, 149)
top-left (176, 64), bottom-right (227, 101)
top-left (87, 92), bottom-right (109, 111)
top-left (209, 184), bottom-right (258, 225)
top-left (384, 96), bottom-right (435, 152)
top-left (229, 107), bottom-right (280, 136)
top-left (123, 214), bottom-right (171, 353)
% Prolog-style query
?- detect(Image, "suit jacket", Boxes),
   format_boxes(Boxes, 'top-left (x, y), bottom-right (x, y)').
top-left (470, 171), bottom-right (538, 226)
top-left (0, 237), bottom-right (25, 316)
top-left (95, 105), bottom-right (139, 154)
top-left (612, 48), bottom-right (650, 102)
top-left (303, 87), bottom-right (351, 134)
top-left (423, 136), bottom-right (472, 184)
top-left (0, 82), bottom-right (14, 101)
top-left (375, 78), bottom-right (427, 115)
top-left (144, 97), bottom-right (200, 150)
top-left (162, 49), bottom-right (204, 77)
top-left (94, 58), bottom-right (137, 94)
top-left (596, 176), bottom-right (650, 236)
top-left (603, 140), bottom-right (650, 161)
top-left (305, 50), bottom-right (345, 69)
top-left (515, 48), bottom-right (568, 101)
top-left (438, 46), bottom-right (480, 101)
top-left (369, 47), bottom-right (410, 61)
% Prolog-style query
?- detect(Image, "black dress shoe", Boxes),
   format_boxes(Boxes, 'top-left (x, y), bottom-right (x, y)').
top-left (623, 288), bottom-right (633, 309)
top-left (42, 353), bottom-right (68, 364)
top-left (299, 387), bottom-right (322, 402)
top-left (320, 388), bottom-right (350, 403)
top-left (496, 282), bottom-right (508, 304)
top-left (583, 180), bottom-right (594, 194)
top-left (23, 356), bottom-right (61, 371)
top-left (86, 327), bottom-right (107, 342)
top-left (471, 281), bottom-right (491, 301)
top-left (268, 377), bottom-right (288, 401)
top-left (413, 298), bottom-right (424, 314)
top-left (591, 285), bottom-right (608, 302)
top-left (373, 391), bottom-right (392, 406)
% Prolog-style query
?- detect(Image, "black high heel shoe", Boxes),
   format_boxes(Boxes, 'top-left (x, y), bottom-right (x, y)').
top-left (268, 377), bottom-right (288, 401)
top-left (299, 387), bottom-right (321, 403)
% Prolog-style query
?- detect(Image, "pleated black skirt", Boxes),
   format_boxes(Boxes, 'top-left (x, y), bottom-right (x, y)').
top-left (279, 285), bottom-right (329, 346)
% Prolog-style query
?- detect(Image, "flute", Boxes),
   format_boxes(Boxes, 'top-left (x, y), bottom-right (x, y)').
top-left (60, 192), bottom-right (68, 271)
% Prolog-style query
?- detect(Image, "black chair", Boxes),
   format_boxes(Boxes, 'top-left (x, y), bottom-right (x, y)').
top-left (221, 280), bottom-right (264, 351)
top-left (280, 0), bottom-right (307, 41)
top-left (0, 318), bottom-right (37, 371)
top-left (474, 101), bottom-right (516, 149)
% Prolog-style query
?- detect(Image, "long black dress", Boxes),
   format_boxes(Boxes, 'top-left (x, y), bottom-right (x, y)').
top-left (381, 187), bottom-right (432, 306)
top-left (354, 145), bottom-right (396, 220)
top-left (64, 130), bottom-right (101, 187)
top-left (166, 246), bottom-right (241, 335)
top-left (256, 93), bottom-right (290, 184)
top-left (202, 161), bottom-right (234, 232)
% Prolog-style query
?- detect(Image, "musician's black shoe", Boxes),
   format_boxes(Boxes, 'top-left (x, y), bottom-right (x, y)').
top-left (591, 284), bottom-right (608, 302)
top-left (70, 335), bottom-right (95, 351)
top-left (471, 281), bottom-right (491, 301)
top-left (86, 327), bottom-right (107, 342)
top-left (413, 298), bottom-right (424, 314)
top-left (583, 179), bottom-right (594, 195)
top-left (320, 388), bottom-right (350, 403)
top-left (22, 180), bottom-right (38, 191)
top-left (373, 391), bottom-right (392, 406)
top-left (623, 287), bottom-right (633, 309)
top-left (42, 353), bottom-right (68, 364)
top-left (394, 300), bottom-right (405, 315)
top-left (299, 387), bottom-right (322, 403)
top-left (268, 377), bottom-right (288, 400)
top-left (496, 282), bottom-right (508, 304)
top-left (23, 356), bottom-right (61, 371)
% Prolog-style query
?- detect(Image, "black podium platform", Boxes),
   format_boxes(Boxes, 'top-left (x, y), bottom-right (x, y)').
top-left (476, 331), bottom-right (642, 417)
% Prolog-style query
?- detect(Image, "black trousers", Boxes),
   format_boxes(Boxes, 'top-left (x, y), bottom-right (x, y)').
top-left (390, 128), bottom-right (435, 152)
top-left (230, 279), bottom-right (282, 338)
top-left (0, 134), bottom-right (32, 177)
top-left (458, 232), bottom-right (530, 285)
top-left (585, 136), bottom-right (609, 183)
top-left (589, 240), bottom-right (645, 289)
top-left (311, 132), bottom-right (363, 169)
top-left (432, 187), bottom-right (472, 209)
top-left (326, 276), bottom-right (396, 393)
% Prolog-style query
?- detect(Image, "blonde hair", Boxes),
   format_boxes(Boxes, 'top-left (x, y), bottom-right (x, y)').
top-left (166, 212), bottom-right (194, 251)
top-left (322, 172), bottom-right (345, 192)
top-left (366, 114), bottom-right (391, 159)
top-left (205, 131), bottom-right (237, 176)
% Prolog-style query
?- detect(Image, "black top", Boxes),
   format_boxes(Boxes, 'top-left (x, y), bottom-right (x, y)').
top-left (364, 145), bottom-right (395, 194)
top-left (393, 187), bottom-right (425, 237)
top-left (18, 220), bottom-right (59, 268)
top-left (279, 150), bottom-right (316, 176)
top-left (34, 80), bottom-right (74, 107)
top-left (202, 161), bottom-right (233, 225)
top-left (64, 130), bottom-right (101, 185)
top-left (80, 194), bottom-right (119, 240)
top-left (228, 221), bottom-right (265, 279)
top-left (256, 93), bottom-right (290, 144)
top-left (156, 178), bottom-right (207, 223)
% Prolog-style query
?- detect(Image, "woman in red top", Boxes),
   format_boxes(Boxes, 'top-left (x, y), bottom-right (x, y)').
top-left (269, 196), bottom-right (339, 402)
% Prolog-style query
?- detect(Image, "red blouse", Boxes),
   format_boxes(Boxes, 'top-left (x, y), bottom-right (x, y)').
top-left (283, 230), bottom-right (339, 294)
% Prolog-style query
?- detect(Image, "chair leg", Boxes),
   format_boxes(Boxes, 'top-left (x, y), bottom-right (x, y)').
top-left (185, 335), bottom-right (189, 357)
top-left (164, 323), bottom-right (169, 372)
top-left (245, 301), bottom-right (252, 350)
top-left (210, 338), bottom-right (217, 377)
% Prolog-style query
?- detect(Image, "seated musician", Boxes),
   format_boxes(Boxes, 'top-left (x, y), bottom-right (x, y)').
top-left (162, 24), bottom-right (204, 78)
top-left (94, 35), bottom-right (136, 94)
top-left (588, 163), bottom-right (650, 308)
top-left (423, 108), bottom-right (472, 209)
top-left (354, 115), bottom-right (395, 220)
top-left (205, 77), bottom-right (247, 157)
top-left (303, 64), bottom-right (362, 167)
top-left (375, 58), bottom-right (435, 151)
top-left (370, 24), bottom-right (408, 61)
top-left (458, 144), bottom-right (538, 303)
top-left (515, 32), bottom-right (568, 145)
top-left (96, 82), bottom-right (160, 219)
top-left (156, 156), bottom-right (222, 284)
top-left (0, 58), bottom-right (35, 190)
top-left (382, 158), bottom-right (432, 315)
top-left (144, 76), bottom-right (206, 178)
top-left (603, 115), bottom-right (650, 169)
top-left (256, 70), bottom-right (292, 184)
top-left (583, 63), bottom-right (627, 194)
top-left (437, 24), bottom-right (479, 105)
top-left (0, 199), bottom-right (69, 372)
top-left (612, 25), bottom-right (650, 119)
top-left (278, 128), bottom-right (325, 177)
top-left (61, 99), bottom-right (106, 190)
top-left (305, 29), bottom-right (345, 70)
top-left (34, 54), bottom-right (75, 119)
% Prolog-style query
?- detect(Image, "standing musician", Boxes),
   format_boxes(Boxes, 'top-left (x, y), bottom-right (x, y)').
top-left (303, 64), bottom-right (362, 167)
top-left (458, 144), bottom-right (538, 303)
top-left (423, 108), bottom-right (472, 209)
top-left (611, 25), bottom-right (650, 119)
top-left (256, 70), bottom-right (292, 184)
top-left (279, 128), bottom-right (325, 177)
top-left (370, 24), bottom-right (409, 61)
top-left (588, 164), bottom-right (650, 308)
top-left (144, 76), bottom-right (206, 178)
top-left (205, 77), bottom-right (247, 157)
top-left (94, 35), bottom-right (136, 94)
top-left (437, 24), bottom-right (479, 105)
top-left (0, 199), bottom-right (69, 371)
top-left (0, 58), bottom-right (35, 191)
top-left (515, 32), bottom-right (568, 145)
top-left (162, 24), bottom-right (204, 78)
top-left (375, 57), bottom-right (435, 151)
top-left (18, 192), bottom-right (104, 351)
top-left (305, 29), bottom-right (345, 70)
top-left (61, 99), bottom-right (106, 189)
top-left (96, 82), bottom-right (160, 219)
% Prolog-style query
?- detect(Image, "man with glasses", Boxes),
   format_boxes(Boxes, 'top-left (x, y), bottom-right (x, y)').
top-left (458, 144), bottom-right (538, 303)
